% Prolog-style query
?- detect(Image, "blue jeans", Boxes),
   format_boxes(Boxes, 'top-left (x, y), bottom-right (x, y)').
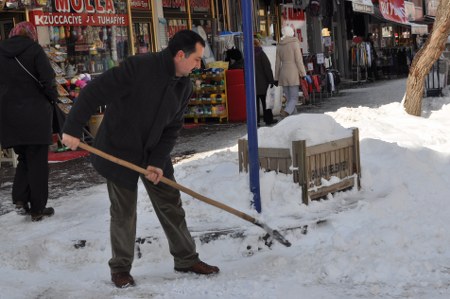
top-left (283, 85), bottom-right (299, 115)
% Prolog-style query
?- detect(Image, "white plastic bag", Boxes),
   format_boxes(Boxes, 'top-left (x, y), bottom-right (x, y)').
top-left (265, 86), bottom-right (276, 110)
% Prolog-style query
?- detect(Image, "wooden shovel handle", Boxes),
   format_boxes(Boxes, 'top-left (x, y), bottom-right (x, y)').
top-left (77, 142), bottom-right (257, 224)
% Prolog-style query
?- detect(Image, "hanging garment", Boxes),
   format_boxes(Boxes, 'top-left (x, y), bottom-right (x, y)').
top-left (312, 75), bottom-right (321, 92)
top-left (366, 42), bottom-right (372, 67)
top-left (305, 75), bottom-right (313, 92)
top-left (327, 72), bottom-right (335, 92)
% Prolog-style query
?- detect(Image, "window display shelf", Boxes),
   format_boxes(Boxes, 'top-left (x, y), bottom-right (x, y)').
top-left (185, 67), bottom-right (228, 123)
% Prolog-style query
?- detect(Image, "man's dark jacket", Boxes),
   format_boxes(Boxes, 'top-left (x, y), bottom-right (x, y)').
top-left (63, 48), bottom-right (192, 190)
top-left (0, 36), bottom-right (57, 148)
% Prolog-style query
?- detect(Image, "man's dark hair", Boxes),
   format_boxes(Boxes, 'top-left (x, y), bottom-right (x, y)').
top-left (167, 30), bottom-right (206, 58)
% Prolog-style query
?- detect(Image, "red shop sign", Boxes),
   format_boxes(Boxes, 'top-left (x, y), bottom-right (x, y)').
top-left (131, 0), bottom-right (150, 10)
top-left (54, 0), bottom-right (116, 14)
top-left (29, 11), bottom-right (129, 26)
top-left (282, 6), bottom-right (305, 21)
top-left (379, 0), bottom-right (407, 24)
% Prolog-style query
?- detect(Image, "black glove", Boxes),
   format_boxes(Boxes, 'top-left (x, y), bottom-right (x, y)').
top-left (269, 83), bottom-right (274, 88)
top-left (273, 81), bottom-right (278, 87)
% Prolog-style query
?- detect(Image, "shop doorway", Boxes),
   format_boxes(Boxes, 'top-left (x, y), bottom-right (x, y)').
top-left (0, 12), bottom-right (25, 40)
top-left (0, 20), bottom-right (13, 40)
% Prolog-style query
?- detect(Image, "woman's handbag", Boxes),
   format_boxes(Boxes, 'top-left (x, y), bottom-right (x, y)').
top-left (15, 57), bottom-right (66, 135)
top-left (15, 57), bottom-right (44, 88)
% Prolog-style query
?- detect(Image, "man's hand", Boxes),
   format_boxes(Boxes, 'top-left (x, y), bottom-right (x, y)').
top-left (62, 133), bottom-right (80, 150)
top-left (145, 166), bottom-right (163, 184)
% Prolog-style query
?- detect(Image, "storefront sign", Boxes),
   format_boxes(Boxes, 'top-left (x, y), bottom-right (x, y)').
top-left (282, 5), bottom-right (306, 21)
top-left (415, 6), bottom-right (423, 20)
top-left (191, 0), bottom-right (209, 12)
top-left (411, 24), bottom-right (428, 35)
top-left (379, 0), bottom-right (407, 24)
top-left (404, 1), bottom-right (415, 21)
top-left (426, 0), bottom-right (438, 17)
top-left (29, 11), bottom-right (129, 26)
top-left (54, 0), bottom-right (116, 14)
top-left (163, 0), bottom-right (185, 9)
top-left (316, 53), bottom-right (324, 64)
top-left (131, 0), bottom-right (150, 10)
top-left (351, 0), bottom-right (374, 14)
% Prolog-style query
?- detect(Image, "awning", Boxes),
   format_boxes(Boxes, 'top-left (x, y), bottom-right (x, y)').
top-left (372, 5), bottom-right (410, 27)
top-left (347, 0), bottom-right (374, 14)
top-left (371, 5), bottom-right (429, 35)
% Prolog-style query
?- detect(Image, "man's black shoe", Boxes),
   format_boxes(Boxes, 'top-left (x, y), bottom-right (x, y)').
top-left (31, 207), bottom-right (55, 222)
top-left (15, 201), bottom-right (30, 215)
top-left (266, 119), bottom-right (278, 126)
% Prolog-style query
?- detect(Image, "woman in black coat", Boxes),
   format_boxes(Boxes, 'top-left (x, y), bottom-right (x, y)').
top-left (254, 38), bottom-right (277, 126)
top-left (0, 21), bottom-right (57, 221)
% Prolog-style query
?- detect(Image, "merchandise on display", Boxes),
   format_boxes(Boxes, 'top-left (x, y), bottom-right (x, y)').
top-left (186, 67), bottom-right (228, 123)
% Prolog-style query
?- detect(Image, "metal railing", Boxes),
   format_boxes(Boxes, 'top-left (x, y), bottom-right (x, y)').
top-left (425, 58), bottom-right (448, 97)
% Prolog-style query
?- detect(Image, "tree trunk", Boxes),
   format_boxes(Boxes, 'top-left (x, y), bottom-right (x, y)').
top-left (403, 0), bottom-right (450, 116)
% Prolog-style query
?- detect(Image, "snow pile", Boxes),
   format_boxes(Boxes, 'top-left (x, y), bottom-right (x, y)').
top-left (248, 113), bottom-right (352, 148)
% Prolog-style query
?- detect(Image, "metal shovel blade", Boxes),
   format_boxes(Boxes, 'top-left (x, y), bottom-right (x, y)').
top-left (255, 220), bottom-right (292, 247)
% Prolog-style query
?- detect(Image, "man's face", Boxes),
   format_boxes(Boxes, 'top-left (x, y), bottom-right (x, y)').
top-left (174, 42), bottom-right (204, 77)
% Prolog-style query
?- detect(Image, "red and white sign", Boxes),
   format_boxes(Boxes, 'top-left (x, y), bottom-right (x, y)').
top-left (29, 11), bottom-right (129, 26)
top-left (131, 0), bottom-right (150, 10)
top-left (282, 6), bottom-right (306, 21)
top-left (190, 0), bottom-right (209, 12)
top-left (404, 1), bottom-right (415, 21)
top-left (54, 0), bottom-right (116, 14)
top-left (379, 0), bottom-right (407, 24)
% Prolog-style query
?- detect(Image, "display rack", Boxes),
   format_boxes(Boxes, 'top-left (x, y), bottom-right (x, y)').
top-left (44, 47), bottom-right (102, 142)
top-left (185, 68), bottom-right (228, 123)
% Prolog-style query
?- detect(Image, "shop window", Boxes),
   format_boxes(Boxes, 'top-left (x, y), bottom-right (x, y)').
top-left (134, 22), bottom-right (151, 54)
top-left (29, 0), bottom-right (130, 77)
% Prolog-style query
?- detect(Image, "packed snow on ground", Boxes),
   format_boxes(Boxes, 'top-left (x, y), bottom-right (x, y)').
top-left (2, 96), bottom-right (450, 299)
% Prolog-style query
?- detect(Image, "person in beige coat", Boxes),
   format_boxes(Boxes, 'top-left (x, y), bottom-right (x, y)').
top-left (275, 26), bottom-right (307, 117)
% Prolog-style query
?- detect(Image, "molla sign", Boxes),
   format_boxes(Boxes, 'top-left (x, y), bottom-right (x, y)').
top-left (54, 0), bottom-right (116, 14)
top-left (29, 0), bottom-right (128, 26)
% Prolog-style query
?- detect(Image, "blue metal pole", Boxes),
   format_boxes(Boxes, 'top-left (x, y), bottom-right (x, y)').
top-left (241, 0), bottom-right (261, 212)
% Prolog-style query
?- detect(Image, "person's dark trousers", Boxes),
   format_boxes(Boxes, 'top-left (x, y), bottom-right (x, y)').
top-left (12, 145), bottom-right (49, 213)
top-left (256, 94), bottom-right (267, 124)
top-left (256, 94), bottom-right (275, 124)
top-left (107, 175), bottom-right (199, 274)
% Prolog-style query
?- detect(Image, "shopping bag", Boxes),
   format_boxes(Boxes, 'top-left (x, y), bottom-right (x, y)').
top-left (300, 78), bottom-right (309, 101)
top-left (265, 85), bottom-right (276, 110)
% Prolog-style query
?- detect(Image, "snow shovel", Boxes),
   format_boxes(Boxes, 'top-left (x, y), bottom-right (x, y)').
top-left (78, 142), bottom-right (291, 247)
